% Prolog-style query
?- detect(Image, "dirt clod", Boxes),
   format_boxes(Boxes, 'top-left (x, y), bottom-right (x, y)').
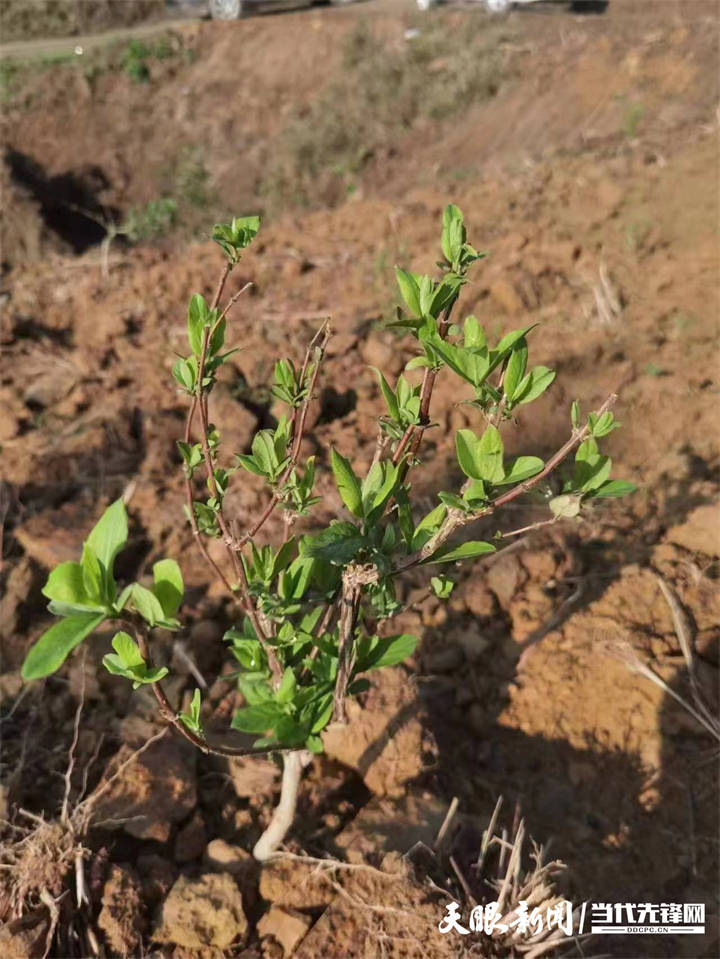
top-left (204, 838), bottom-right (254, 877)
top-left (98, 864), bottom-right (145, 957)
top-left (257, 905), bottom-right (311, 957)
top-left (322, 668), bottom-right (434, 797)
top-left (92, 737), bottom-right (196, 841)
top-left (153, 872), bottom-right (248, 950)
top-left (259, 859), bottom-right (334, 912)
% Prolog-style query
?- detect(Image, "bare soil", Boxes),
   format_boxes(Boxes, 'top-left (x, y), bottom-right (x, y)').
top-left (1, 2), bottom-right (718, 957)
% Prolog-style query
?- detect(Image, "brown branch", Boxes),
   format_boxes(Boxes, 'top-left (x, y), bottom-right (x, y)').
top-left (210, 261), bottom-right (232, 311)
top-left (396, 392), bottom-right (618, 572)
top-left (133, 626), bottom-right (297, 758)
top-left (331, 582), bottom-right (361, 724)
top-left (183, 266), bottom-right (281, 681)
top-left (331, 565), bottom-right (378, 723)
top-left (497, 516), bottom-right (559, 540)
top-left (392, 302), bottom-right (456, 474)
top-left (234, 321), bottom-right (331, 549)
top-left (182, 397), bottom-right (240, 599)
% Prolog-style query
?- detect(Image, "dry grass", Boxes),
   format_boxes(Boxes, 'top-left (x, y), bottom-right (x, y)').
top-left (261, 16), bottom-right (513, 211)
top-left (0, 0), bottom-right (165, 44)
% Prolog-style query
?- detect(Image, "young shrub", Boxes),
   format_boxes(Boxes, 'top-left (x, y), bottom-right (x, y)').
top-left (22, 206), bottom-right (634, 859)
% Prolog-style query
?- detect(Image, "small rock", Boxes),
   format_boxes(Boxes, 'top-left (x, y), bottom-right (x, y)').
top-left (93, 737), bottom-right (196, 841)
top-left (24, 370), bottom-right (71, 410)
top-left (153, 873), bottom-right (247, 949)
top-left (259, 859), bottom-right (334, 911)
top-left (174, 811), bottom-right (206, 863)
top-left (98, 864), bottom-right (145, 957)
top-left (257, 905), bottom-right (311, 956)
top-left (205, 839), bottom-right (254, 877)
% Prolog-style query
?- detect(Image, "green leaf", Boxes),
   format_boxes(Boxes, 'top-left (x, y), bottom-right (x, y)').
top-left (102, 638), bottom-right (168, 686)
top-left (42, 562), bottom-right (98, 610)
top-left (455, 430), bottom-right (482, 481)
top-left (356, 633), bottom-right (418, 671)
top-left (498, 456), bottom-right (544, 485)
top-left (512, 366), bottom-right (556, 405)
top-left (463, 315), bottom-right (485, 349)
top-left (573, 439), bottom-right (612, 492)
top-left (238, 676), bottom-right (273, 705)
top-left (81, 545), bottom-right (103, 602)
top-left (22, 612), bottom-right (106, 680)
top-left (111, 631), bottom-right (145, 668)
top-left (152, 559), bottom-right (184, 618)
top-left (422, 540), bottom-right (495, 564)
top-left (180, 688), bottom-right (203, 735)
top-left (430, 274), bottom-right (463, 317)
top-left (231, 702), bottom-right (283, 733)
top-left (85, 499), bottom-right (128, 579)
top-left (330, 449), bottom-right (363, 517)
top-left (300, 523), bottom-right (365, 566)
top-left (362, 462), bottom-right (400, 521)
top-left (236, 453), bottom-right (265, 477)
top-left (187, 293), bottom-right (211, 356)
top-left (438, 491), bottom-right (469, 512)
top-left (308, 693), bottom-right (334, 734)
top-left (571, 399), bottom-right (580, 429)
top-left (405, 355), bottom-right (432, 371)
top-left (430, 575), bottom-right (454, 599)
top-left (279, 556), bottom-right (314, 601)
top-left (128, 584), bottom-right (166, 627)
top-left (590, 480), bottom-right (637, 498)
top-left (371, 368), bottom-right (399, 421)
top-left (252, 431), bottom-right (277, 474)
top-left (477, 425), bottom-right (505, 483)
top-left (208, 316), bottom-right (225, 356)
top-left (441, 203), bottom-right (466, 265)
top-left (503, 339), bottom-right (528, 400)
top-left (396, 268), bottom-right (421, 317)
top-left (275, 668), bottom-right (297, 705)
top-left (495, 327), bottom-right (531, 357)
top-left (588, 411), bottom-right (618, 438)
top-left (231, 214), bottom-right (260, 248)
top-left (411, 504), bottom-right (447, 551)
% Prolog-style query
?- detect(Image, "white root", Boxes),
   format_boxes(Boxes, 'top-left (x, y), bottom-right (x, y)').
top-left (253, 750), bottom-right (312, 862)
